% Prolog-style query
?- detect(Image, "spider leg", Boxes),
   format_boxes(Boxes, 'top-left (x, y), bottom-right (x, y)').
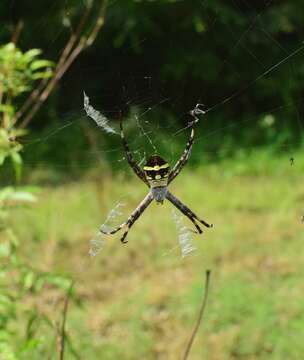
top-left (100, 193), bottom-right (153, 243)
top-left (168, 127), bottom-right (195, 184)
top-left (120, 119), bottom-right (149, 186)
top-left (166, 191), bottom-right (212, 234)
top-left (168, 104), bottom-right (205, 184)
top-left (168, 105), bottom-right (204, 184)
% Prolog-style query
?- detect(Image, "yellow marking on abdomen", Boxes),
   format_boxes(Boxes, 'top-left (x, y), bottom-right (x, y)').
top-left (143, 163), bottom-right (169, 171)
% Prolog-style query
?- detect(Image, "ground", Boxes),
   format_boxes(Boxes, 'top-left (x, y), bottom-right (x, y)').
top-left (10, 150), bottom-right (304, 359)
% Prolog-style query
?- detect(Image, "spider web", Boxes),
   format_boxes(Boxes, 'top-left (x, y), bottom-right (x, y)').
top-left (19, 2), bottom-right (304, 161)
top-left (89, 201), bottom-right (125, 256)
top-left (5, 0), bottom-right (304, 256)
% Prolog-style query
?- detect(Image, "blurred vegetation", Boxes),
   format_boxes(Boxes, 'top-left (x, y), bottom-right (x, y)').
top-left (7, 151), bottom-right (304, 359)
top-left (0, 0), bottom-right (303, 175)
top-left (0, 42), bottom-right (72, 358)
top-left (0, 1), bottom-right (304, 358)
top-left (0, 42), bottom-right (53, 179)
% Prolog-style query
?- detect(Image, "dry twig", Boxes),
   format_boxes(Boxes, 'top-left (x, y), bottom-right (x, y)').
top-left (58, 282), bottom-right (74, 360)
top-left (11, 0), bottom-right (108, 128)
top-left (182, 270), bottom-right (211, 360)
top-left (11, 20), bottom-right (24, 44)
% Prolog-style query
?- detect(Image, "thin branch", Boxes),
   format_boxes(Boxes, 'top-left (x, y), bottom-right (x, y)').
top-left (49, 0), bottom-right (108, 83)
top-left (12, 77), bottom-right (48, 125)
top-left (85, 0), bottom-right (107, 47)
top-left (182, 270), bottom-right (211, 360)
top-left (58, 281), bottom-right (74, 360)
top-left (12, 7), bottom-right (91, 126)
top-left (16, 7), bottom-right (91, 127)
top-left (18, 0), bottom-right (108, 129)
top-left (11, 20), bottom-right (24, 44)
top-left (54, 4), bottom-right (92, 73)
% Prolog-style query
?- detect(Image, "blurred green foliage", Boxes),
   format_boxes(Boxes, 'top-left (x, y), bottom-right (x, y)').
top-left (7, 150), bottom-right (304, 359)
top-left (0, 43), bottom-right (71, 358)
top-left (0, 42), bottom-right (53, 180)
top-left (0, 2), bottom-right (303, 358)
top-left (0, 43), bottom-right (53, 99)
top-left (0, 0), bottom-right (303, 174)
top-left (0, 187), bottom-right (72, 359)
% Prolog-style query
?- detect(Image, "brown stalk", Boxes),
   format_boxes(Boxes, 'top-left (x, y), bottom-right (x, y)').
top-left (11, 20), bottom-right (24, 44)
top-left (13, 77), bottom-right (48, 125)
top-left (11, 7), bottom-right (91, 127)
top-left (182, 270), bottom-right (211, 360)
top-left (17, 0), bottom-right (108, 129)
top-left (58, 282), bottom-right (74, 360)
top-left (56, 0), bottom-right (108, 74)
top-left (54, 3), bottom-right (91, 73)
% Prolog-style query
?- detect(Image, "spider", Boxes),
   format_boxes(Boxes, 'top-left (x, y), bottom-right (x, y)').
top-left (100, 104), bottom-right (213, 243)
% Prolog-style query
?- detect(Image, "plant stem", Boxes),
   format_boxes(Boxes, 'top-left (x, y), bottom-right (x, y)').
top-left (182, 270), bottom-right (211, 360)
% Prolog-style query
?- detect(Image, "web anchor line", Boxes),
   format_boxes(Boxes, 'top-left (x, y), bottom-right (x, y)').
top-left (205, 43), bottom-right (304, 115)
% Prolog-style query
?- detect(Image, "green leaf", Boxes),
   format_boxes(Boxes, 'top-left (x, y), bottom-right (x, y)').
top-left (0, 154), bottom-right (6, 166)
top-left (10, 152), bottom-right (22, 182)
top-left (22, 271), bottom-right (35, 291)
top-left (0, 243), bottom-right (10, 258)
top-left (7, 191), bottom-right (37, 204)
top-left (18, 338), bottom-right (41, 354)
top-left (1, 42), bottom-right (16, 52)
top-left (44, 275), bottom-right (72, 291)
top-left (0, 187), bottom-right (37, 204)
top-left (0, 187), bottom-right (14, 202)
top-left (0, 104), bottom-right (14, 116)
top-left (23, 48), bottom-right (42, 60)
top-left (31, 70), bottom-right (53, 80)
top-left (0, 342), bottom-right (18, 360)
top-left (30, 59), bottom-right (54, 71)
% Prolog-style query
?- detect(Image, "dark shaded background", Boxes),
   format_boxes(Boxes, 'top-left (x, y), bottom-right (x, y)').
top-left (1, 0), bottom-right (304, 170)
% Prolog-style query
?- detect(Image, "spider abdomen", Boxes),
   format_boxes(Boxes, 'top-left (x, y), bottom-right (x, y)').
top-left (144, 155), bottom-right (169, 180)
top-left (151, 186), bottom-right (168, 204)
top-left (143, 155), bottom-right (170, 203)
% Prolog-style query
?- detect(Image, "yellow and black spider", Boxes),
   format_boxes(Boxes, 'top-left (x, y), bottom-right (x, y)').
top-left (100, 104), bottom-right (213, 243)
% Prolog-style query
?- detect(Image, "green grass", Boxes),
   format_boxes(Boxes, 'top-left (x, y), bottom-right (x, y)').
top-left (8, 149), bottom-right (304, 359)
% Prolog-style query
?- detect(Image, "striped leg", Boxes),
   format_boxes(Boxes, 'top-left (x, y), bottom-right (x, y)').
top-left (166, 191), bottom-right (212, 234)
top-left (168, 127), bottom-right (195, 184)
top-left (168, 105), bottom-right (205, 184)
top-left (100, 193), bottom-right (153, 243)
top-left (120, 120), bottom-right (149, 186)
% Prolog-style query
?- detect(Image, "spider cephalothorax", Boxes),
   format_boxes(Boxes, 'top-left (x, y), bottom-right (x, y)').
top-left (100, 104), bottom-right (212, 243)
